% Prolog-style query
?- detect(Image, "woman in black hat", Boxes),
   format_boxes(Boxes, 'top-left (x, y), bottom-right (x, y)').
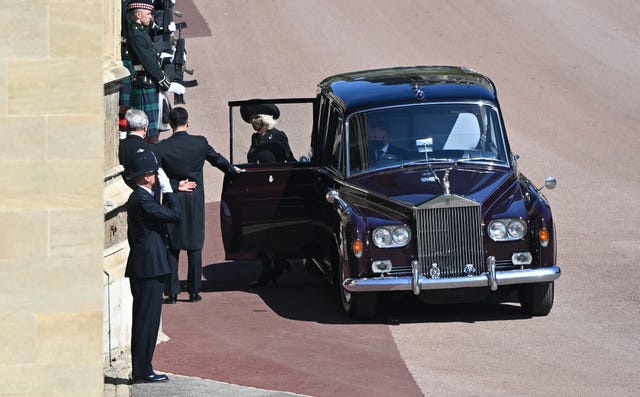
top-left (239, 102), bottom-right (295, 286)
top-left (240, 103), bottom-right (296, 164)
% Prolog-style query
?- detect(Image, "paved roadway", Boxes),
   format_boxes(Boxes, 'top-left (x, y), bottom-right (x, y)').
top-left (152, 1), bottom-right (640, 396)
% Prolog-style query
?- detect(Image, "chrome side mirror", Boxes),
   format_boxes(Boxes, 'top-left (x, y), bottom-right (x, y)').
top-left (538, 176), bottom-right (557, 192)
top-left (326, 190), bottom-right (340, 204)
top-left (326, 189), bottom-right (348, 211)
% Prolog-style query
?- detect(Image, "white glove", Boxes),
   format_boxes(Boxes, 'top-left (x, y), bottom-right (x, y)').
top-left (157, 168), bottom-right (173, 193)
top-left (168, 21), bottom-right (176, 32)
top-left (168, 82), bottom-right (186, 95)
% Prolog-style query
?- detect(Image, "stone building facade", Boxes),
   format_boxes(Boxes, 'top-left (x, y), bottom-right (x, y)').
top-left (0, 1), bottom-right (131, 395)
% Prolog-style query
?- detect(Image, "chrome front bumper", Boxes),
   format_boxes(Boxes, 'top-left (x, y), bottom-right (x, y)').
top-left (342, 257), bottom-right (561, 295)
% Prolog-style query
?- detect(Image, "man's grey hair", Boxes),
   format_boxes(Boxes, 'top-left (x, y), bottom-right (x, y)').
top-left (126, 109), bottom-right (149, 131)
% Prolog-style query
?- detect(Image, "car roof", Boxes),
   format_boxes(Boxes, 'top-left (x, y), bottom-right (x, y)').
top-left (317, 66), bottom-right (498, 115)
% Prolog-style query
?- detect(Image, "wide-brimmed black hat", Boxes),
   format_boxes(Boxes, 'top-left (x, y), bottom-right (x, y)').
top-left (127, 149), bottom-right (159, 180)
top-left (239, 102), bottom-right (280, 123)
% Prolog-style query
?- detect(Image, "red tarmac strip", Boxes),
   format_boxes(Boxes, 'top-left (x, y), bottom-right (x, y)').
top-left (153, 202), bottom-right (424, 397)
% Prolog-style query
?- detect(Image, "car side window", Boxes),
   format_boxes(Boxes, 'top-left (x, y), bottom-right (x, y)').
top-left (347, 113), bottom-right (367, 175)
top-left (326, 107), bottom-right (343, 174)
top-left (313, 96), bottom-right (330, 163)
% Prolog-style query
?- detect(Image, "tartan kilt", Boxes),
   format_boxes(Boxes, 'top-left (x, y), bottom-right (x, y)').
top-left (130, 86), bottom-right (160, 137)
top-left (119, 77), bottom-right (131, 108)
top-left (119, 59), bottom-right (134, 108)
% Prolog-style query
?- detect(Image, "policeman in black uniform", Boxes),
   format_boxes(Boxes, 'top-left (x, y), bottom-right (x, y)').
top-left (125, 149), bottom-right (183, 383)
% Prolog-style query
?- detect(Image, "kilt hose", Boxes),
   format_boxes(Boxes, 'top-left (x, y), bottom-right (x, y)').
top-left (130, 86), bottom-right (160, 138)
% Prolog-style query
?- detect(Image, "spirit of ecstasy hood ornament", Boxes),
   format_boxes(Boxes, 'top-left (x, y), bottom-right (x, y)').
top-left (432, 168), bottom-right (451, 196)
top-left (442, 169), bottom-right (451, 196)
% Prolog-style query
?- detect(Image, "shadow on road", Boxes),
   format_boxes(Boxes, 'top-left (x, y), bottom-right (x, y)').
top-left (201, 260), bottom-right (531, 325)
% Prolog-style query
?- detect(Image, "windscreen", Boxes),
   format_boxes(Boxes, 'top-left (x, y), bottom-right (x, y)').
top-left (347, 103), bottom-right (509, 176)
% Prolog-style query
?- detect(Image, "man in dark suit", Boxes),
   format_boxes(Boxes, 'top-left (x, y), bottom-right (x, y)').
top-left (119, 109), bottom-right (157, 190)
top-left (156, 107), bottom-right (240, 303)
top-left (120, 108), bottom-right (196, 193)
top-left (368, 120), bottom-right (408, 162)
top-left (125, 149), bottom-right (183, 383)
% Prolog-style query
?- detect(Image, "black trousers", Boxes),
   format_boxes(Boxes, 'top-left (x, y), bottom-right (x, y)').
top-left (164, 246), bottom-right (202, 296)
top-left (130, 276), bottom-right (165, 378)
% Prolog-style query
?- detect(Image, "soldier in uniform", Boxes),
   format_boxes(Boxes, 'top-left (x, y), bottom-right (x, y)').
top-left (126, 1), bottom-right (184, 143)
top-left (118, 1), bottom-right (134, 129)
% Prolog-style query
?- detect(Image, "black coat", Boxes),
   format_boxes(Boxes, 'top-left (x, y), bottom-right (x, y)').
top-left (247, 128), bottom-right (296, 163)
top-left (156, 130), bottom-right (236, 250)
top-left (125, 187), bottom-right (183, 279)
top-left (119, 134), bottom-right (158, 189)
top-left (127, 22), bottom-right (164, 83)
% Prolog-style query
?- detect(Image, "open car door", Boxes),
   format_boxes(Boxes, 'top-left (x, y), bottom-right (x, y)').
top-left (220, 98), bottom-right (323, 260)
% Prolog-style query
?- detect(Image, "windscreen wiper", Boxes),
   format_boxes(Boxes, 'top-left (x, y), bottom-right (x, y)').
top-left (402, 158), bottom-right (456, 168)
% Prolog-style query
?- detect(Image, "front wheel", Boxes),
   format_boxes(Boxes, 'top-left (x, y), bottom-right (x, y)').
top-left (518, 281), bottom-right (554, 316)
top-left (339, 258), bottom-right (377, 320)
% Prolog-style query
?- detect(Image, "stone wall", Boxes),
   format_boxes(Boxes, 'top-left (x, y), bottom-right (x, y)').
top-left (0, 1), bottom-right (128, 396)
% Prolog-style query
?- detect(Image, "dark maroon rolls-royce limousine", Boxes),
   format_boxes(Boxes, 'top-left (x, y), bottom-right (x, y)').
top-left (220, 66), bottom-right (560, 319)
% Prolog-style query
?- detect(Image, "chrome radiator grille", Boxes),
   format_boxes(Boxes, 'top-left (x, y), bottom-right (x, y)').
top-left (415, 196), bottom-right (484, 278)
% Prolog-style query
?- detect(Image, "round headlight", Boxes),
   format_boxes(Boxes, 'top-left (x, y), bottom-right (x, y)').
top-left (373, 225), bottom-right (411, 248)
top-left (488, 221), bottom-right (507, 240)
top-left (392, 227), bottom-right (410, 245)
top-left (507, 219), bottom-right (527, 239)
top-left (373, 228), bottom-right (391, 247)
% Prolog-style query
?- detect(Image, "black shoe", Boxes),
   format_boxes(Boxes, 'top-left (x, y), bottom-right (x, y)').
top-left (130, 373), bottom-right (169, 384)
top-left (188, 293), bottom-right (201, 302)
top-left (164, 295), bottom-right (177, 304)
